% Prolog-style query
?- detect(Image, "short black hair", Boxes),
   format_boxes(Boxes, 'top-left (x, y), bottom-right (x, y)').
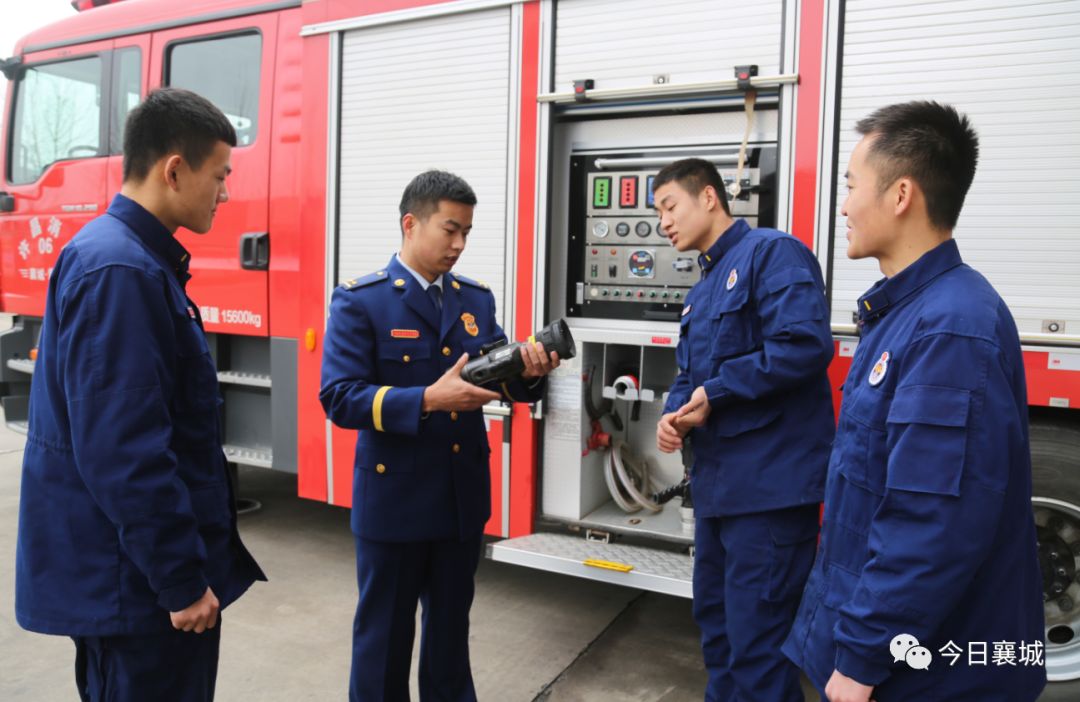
top-left (399, 170), bottom-right (478, 234)
top-left (855, 101), bottom-right (979, 231)
top-left (651, 158), bottom-right (731, 216)
top-left (122, 88), bottom-right (237, 183)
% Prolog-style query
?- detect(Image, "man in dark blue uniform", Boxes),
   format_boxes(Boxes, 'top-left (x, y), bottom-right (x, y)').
top-left (653, 158), bottom-right (835, 701)
top-left (320, 170), bottom-right (559, 701)
top-left (15, 89), bottom-right (265, 701)
top-left (782, 102), bottom-right (1046, 702)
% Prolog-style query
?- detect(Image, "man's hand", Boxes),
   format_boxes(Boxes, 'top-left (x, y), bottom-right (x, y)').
top-left (824, 670), bottom-right (875, 702)
top-left (170, 587), bottom-right (219, 634)
top-left (521, 341), bottom-right (560, 379)
top-left (674, 386), bottom-right (711, 429)
top-left (656, 412), bottom-right (687, 453)
top-left (423, 354), bottom-right (502, 412)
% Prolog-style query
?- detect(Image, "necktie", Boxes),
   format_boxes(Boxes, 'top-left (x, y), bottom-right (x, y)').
top-left (427, 284), bottom-right (443, 313)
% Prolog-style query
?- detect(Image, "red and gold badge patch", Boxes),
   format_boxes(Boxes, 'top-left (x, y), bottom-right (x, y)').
top-left (461, 313), bottom-right (479, 337)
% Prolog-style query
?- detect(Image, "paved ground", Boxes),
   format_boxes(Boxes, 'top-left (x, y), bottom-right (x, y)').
top-left (2, 418), bottom-right (1077, 700)
top-left (0, 422), bottom-right (709, 702)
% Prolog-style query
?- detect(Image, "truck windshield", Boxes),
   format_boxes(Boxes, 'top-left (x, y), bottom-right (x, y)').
top-left (9, 56), bottom-right (103, 185)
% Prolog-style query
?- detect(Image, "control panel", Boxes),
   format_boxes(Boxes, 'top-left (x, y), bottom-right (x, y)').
top-left (566, 146), bottom-right (777, 321)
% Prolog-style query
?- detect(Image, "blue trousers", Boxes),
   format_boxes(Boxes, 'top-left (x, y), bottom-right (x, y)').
top-left (350, 533), bottom-right (484, 702)
top-left (72, 624), bottom-right (220, 701)
top-left (693, 505), bottom-right (819, 702)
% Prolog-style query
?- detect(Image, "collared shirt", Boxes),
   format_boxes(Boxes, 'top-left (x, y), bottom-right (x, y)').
top-left (395, 252), bottom-right (443, 294)
top-left (782, 239), bottom-right (1046, 701)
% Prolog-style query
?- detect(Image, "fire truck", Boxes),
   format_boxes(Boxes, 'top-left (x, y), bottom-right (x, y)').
top-left (3, 0), bottom-right (1079, 684)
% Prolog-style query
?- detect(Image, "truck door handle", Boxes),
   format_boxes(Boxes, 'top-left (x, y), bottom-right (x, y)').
top-left (0, 192), bottom-right (14, 213)
top-left (239, 231), bottom-right (269, 270)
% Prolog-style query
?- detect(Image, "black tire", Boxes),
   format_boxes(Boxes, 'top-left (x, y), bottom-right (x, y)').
top-left (1031, 415), bottom-right (1080, 685)
top-left (1031, 417), bottom-right (1080, 509)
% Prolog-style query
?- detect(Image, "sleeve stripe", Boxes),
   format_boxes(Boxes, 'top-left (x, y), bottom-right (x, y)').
top-left (373, 386), bottom-right (393, 432)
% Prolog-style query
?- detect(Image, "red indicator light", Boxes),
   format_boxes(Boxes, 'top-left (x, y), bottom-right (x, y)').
top-left (619, 176), bottom-right (637, 208)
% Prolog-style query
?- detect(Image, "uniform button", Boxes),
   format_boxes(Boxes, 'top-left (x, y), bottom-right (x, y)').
top-left (403, 355), bottom-right (411, 363)
top-left (452, 444), bottom-right (461, 454)
top-left (442, 347), bottom-right (451, 356)
top-left (376, 463), bottom-right (386, 474)
top-left (450, 411), bottom-right (459, 421)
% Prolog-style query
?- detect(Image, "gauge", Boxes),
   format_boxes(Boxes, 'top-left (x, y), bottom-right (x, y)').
top-left (635, 221), bottom-right (651, 237)
top-left (615, 222), bottom-right (630, 237)
top-left (628, 250), bottom-right (655, 278)
top-left (592, 220), bottom-right (609, 238)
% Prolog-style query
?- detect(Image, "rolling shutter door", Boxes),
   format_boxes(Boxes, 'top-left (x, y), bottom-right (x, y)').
top-left (554, 0), bottom-right (784, 92)
top-left (829, 0), bottom-right (1080, 334)
top-left (337, 7), bottom-right (513, 323)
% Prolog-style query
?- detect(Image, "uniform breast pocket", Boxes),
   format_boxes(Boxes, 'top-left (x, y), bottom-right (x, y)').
top-left (174, 318), bottom-right (219, 414)
top-left (836, 389), bottom-right (891, 496)
top-left (377, 341), bottom-right (432, 385)
top-left (709, 287), bottom-right (755, 361)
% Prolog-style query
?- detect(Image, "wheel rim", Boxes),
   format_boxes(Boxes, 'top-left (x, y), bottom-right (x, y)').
top-left (1034, 496), bottom-right (1080, 681)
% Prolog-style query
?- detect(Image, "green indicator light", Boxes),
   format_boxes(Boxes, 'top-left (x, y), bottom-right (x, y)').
top-left (593, 177), bottom-right (611, 208)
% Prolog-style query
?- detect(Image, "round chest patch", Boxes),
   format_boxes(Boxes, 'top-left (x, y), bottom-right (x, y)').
top-left (869, 351), bottom-right (890, 387)
top-left (726, 268), bottom-right (738, 291)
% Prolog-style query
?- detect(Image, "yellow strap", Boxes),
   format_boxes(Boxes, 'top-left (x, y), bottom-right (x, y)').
top-left (583, 558), bottom-right (634, 573)
top-left (500, 381), bottom-right (513, 402)
top-left (731, 88), bottom-right (758, 200)
top-left (373, 386), bottom-right (392, 431)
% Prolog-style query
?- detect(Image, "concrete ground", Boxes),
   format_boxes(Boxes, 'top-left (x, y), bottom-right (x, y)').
top-left (2, 417), bottom-right (1077, 700)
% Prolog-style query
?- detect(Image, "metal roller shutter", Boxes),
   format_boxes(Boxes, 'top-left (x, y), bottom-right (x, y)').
top-left (337, 7), bottom-right (513, 324)
top-left (553, 0), bottom-right (784, 92)
top-left (828, 0), bottom-right (1080, 334)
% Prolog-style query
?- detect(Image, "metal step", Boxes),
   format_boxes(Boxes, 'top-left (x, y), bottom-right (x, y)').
top-left (222, 444), bottom-right (273, 468)
top-left (487, 532), bottom-right (693, 598)
top-left (6, 358), bottom-right (34, 375)
top-left (216, 370), bottom-right (272, 388)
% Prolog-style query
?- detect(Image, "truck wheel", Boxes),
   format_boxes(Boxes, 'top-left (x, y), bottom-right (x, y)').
top-left (1032, 416), bottom-right (1080, 682)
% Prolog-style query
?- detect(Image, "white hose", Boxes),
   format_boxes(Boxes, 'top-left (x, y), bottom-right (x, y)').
top-left (606, 439), bottom-right (662, 513)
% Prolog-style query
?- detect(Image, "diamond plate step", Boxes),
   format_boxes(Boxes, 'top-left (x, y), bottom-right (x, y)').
top-left (216, 370), bottom-right (272, 388)
top-left (487, 532), bottom-right (692, 598)
top-left (6, 358), bottom-right (34, 374)
top-left (223, 444), bottom-right (273, 468)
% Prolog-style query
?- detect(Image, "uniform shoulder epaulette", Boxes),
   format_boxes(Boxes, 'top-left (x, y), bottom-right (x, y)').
top-left (341, 270), bottom-right (390, 291)
top-left (451, 272), bottom-right (490, 291)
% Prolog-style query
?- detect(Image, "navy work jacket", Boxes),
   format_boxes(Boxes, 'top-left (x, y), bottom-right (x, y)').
top-left (16, 195), bottom-right (264, 637)
top-left (663, 219), bottom-right (834, 517)
top-left (783, 240), bottom-right (1046, 701)
top-left (320, 255), bottom-right (543, 543)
